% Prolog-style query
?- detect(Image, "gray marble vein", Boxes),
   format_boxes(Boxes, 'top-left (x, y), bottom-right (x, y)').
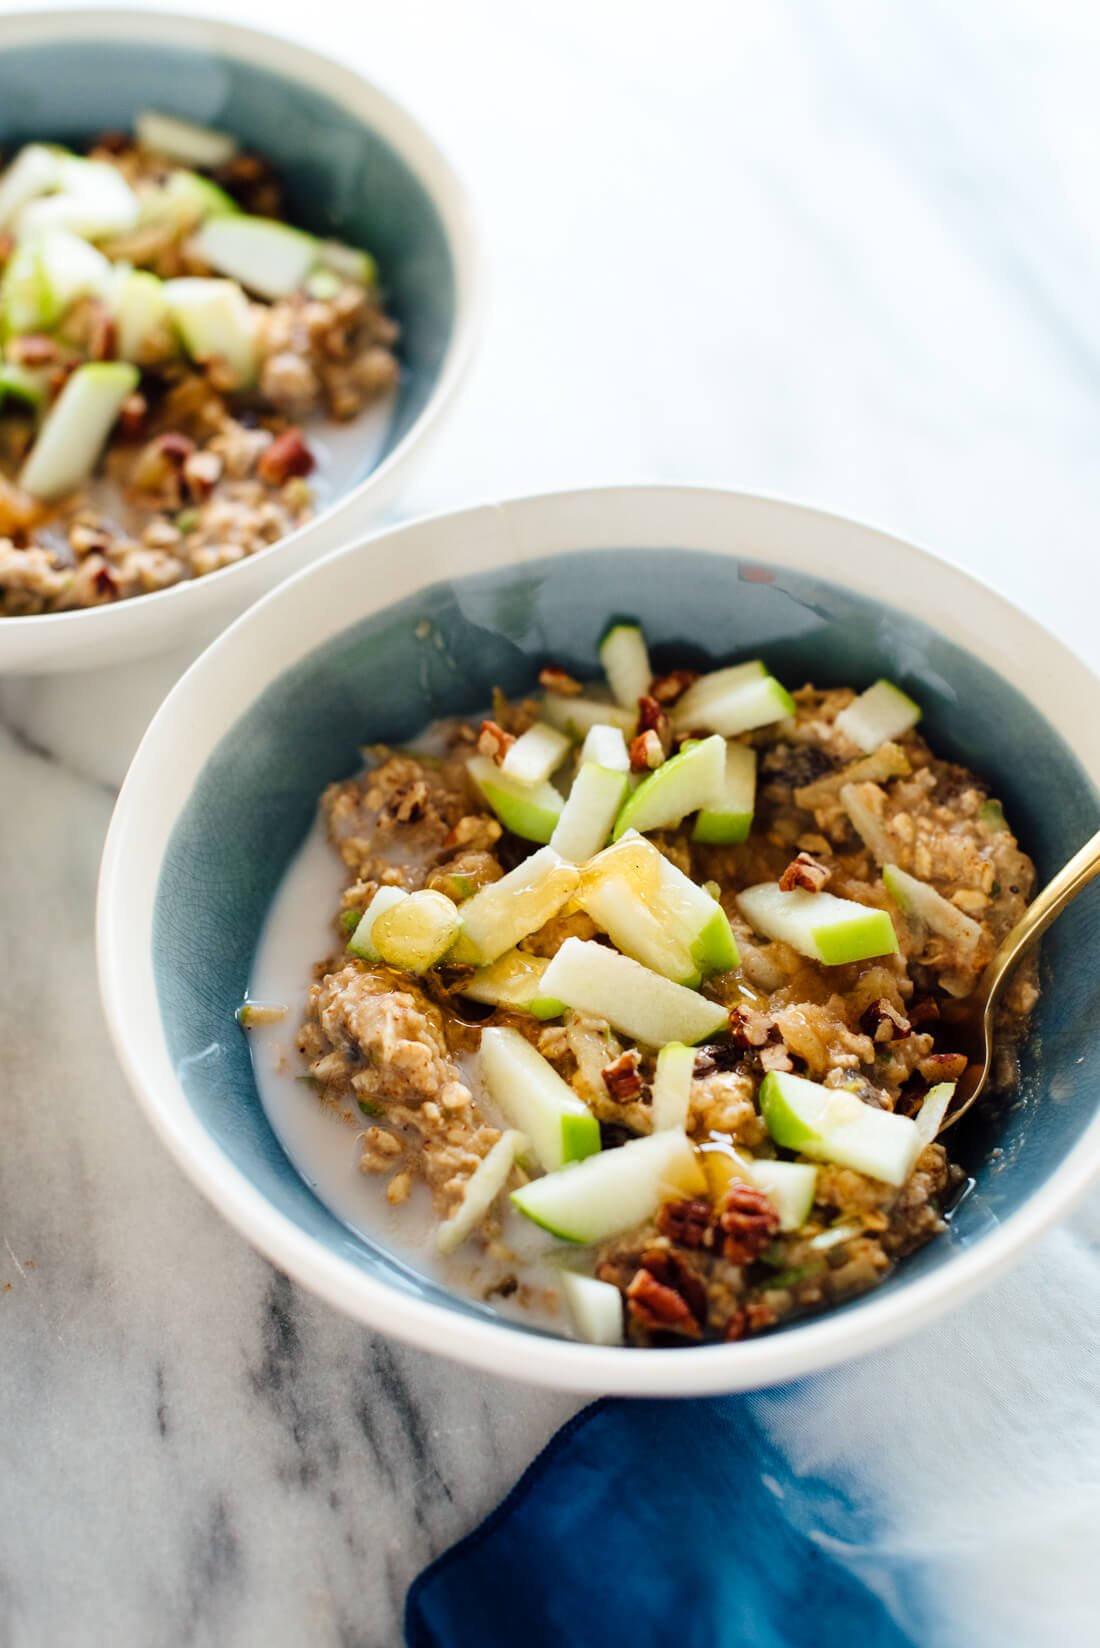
top-left (2, 0), bottom-right (1100, 1642)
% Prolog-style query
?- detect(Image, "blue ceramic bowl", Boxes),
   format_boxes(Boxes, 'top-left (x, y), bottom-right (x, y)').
top-left (0, 10), bottom-right (480, 674)
top-left (98, 487), bottom-right (1100, 1394)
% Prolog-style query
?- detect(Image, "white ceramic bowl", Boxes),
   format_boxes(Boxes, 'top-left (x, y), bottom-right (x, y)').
top-left (98, 485), bottom-right (1100, 1394)
top-left (0, 9), bottom-right (481, 674)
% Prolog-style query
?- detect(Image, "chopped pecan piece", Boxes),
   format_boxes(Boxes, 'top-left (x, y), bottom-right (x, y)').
top-left (629, 728), bottom-right (666, 771)
top-left (538, 664), bottom-right (582, 696)
top-left (908, 995), bottom-right (941, 1028)
top-left (725, 1299), bottom-right (777, 1340)
top-left (132, 432), bottom-right (195, 508)
top-left (117, 392), bottom-right (148, 442)
top-left (381, 779), bottom-right (431, 825)
top-left (779, 851), bottom-right (831, 894)
top-left (602, 1049), bottom-right (644, 1101)
top-left (717, 1182), bottom-right (780, 1263)
top-left (918, 1051), bottom-right (968, 1082)
top-left (724, 1307), bottom-right (749, 1342)
top-left (861, 998), bottom-right (912, 1042)
top-left (183, 449), bottom-right (223, 501)
top-left (694, 1042), bottom-right (743, 1076)
top-left (87, 304), bottom-right (116, 362)
top-left (6, 333), bottom-right (59, 367)
top-left (626, 1248), bottom-right (707, 1339)
top-left (759, 1042), bottom-right (794, 1073)
top-left (656, 1198), bottom-right (713, 1249)
top-left (728, 1005), bottom-right (774, 1049)
top-left (637, 694), bottom-right (671, 743)
top-left (649, 669), bottom-right (699, 705)
top-left (257, 427), bottom-right (315, 486)
top-left (476, 718), bottom-right (515, 763)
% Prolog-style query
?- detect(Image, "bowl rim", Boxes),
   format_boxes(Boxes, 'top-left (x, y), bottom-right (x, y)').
top-left (97, 483), bottom-right (1100, 1395)
top-left (0, 6), bottom-right (483, 650)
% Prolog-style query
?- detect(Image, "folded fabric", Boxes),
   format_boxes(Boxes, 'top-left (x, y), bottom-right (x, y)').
top-left (406, 1396), bottom-right (922, 1648)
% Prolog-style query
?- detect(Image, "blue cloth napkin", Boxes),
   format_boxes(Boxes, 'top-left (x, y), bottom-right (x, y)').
top-left (407, 1199), bottom-right (1100, 1647)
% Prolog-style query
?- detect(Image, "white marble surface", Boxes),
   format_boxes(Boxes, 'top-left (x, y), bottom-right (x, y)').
top-left (2, 1), bottom-right (1100, 1642)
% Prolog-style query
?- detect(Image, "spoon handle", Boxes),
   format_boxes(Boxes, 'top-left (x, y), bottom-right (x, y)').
top-left (980, 824), bottom-right (1100, 999)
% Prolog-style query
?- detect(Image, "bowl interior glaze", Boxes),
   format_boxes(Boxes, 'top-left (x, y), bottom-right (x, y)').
top-left (0, 36), bottom-right (454, 475)
top-left (152, 546), bottom-right (1100, 1343)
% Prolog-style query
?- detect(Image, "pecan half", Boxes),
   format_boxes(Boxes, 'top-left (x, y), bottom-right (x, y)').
top-left (656, 1198), bottom-right (713, 1249)
top-left (861, 998), bottom-right (912, 1042)
top-left (779, 851), bottom-right (830, 894)
top-left (649, 669), bottom-right (699, 705)
top-left (257, 427), bottom-right (315, 486)
top-left (626, 1248), bottom-right (707, 1339)
top-left (629, 728), bottom-right (666, 771)
top-left (602, 1049), bottom-right (644, 1101)
top-left (476, 719), bottom-right (515, 764)
top-left (538, 664), bottom-right (582, 696)
top-left (717, 1182), bottom-right (780, 1263)
top-left (637, 694), bottom-right (671, 745)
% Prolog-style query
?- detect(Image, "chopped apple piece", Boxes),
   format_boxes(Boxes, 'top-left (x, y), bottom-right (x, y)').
top-left (579, 871), bottom-right (700, 984)
top-left (672, 671), bottom-right (794, 738)
top-left (165, 277), bottom-right (258, 386)
top-left (436, 1130), bottom-right (527, 1255)
top-left (0, 239), bottom-right (49, 333)
top-left (0, 144), bottom-right (63, 230)
top-left (18, 362), bottom-right (139, 501)
top-left (693, 742), bottom-right (757, 844)
top-left (39, 227), bottom-right (111, 315)
top-left (317, 240), bottom-right (378, 288)
top-left (736, 881), bottom-right (898, 965)
top-left (111, 267), bottom-right (171, 362)
top-left (580, 723), bottom-right (630, 772)
top-left (612, 733), bottom-right (725, 839)
top-left (549, 760), bottom-right (630, 863)
top-left (511, 1128), bottom-right (705, 1244)
top-left (650, 1042), bottom-right (695, 1131)
top-left (914, 1081), bottom-right (956, 1149)
top-left (347, 885), bottom-right (409, 961)
top-left (672, 660), bottom-right (767, 726)
top-left (135, 110), bottom-right (239, 170)
top-left (543, 693), bottom-right (637, 740)
top-left (0, 364), bottom-right (46, 409)
top-left (839, 783), bottom-right (895, 865)
top-left (580, 831), bottom-right (738, 978)
top-left (882, 863), bottom-right (982, 951)
top-left (539, 938), bottom-right (729, 1046)
top-left (835, 680), bottom-right (921, 753)
top-left (560, 1272), bottom-right (624, 1345)
top-left (701, 1146), bottom-right (818, 1230)
top-left (467, 754), bottom-right (564, 844)
top-left (460, 950), bottom-right (565, 1019)
top-left (480, 1026), bottom-right (600, 1172)
top-left (19, 157), bottom-right (139, 238)
top-left (140, 169), bottom-right (239, 229)
top-left (500, 721), bottom-right (571, 786)
top-left (372, 889), bottom-right (461, 971)
top-left (449, 848), bottom-right (579, 966)
top-left (192, 214), bottom-right (318, 301)
top-left (759, 1070), bottom-right (921, 1187)
top-left (599, 622), bottom-right (652, 708)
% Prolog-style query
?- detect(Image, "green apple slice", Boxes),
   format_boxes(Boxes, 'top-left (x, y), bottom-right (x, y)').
top-left (20, 158), bottom-right (139, 238)
top-left (19, 361), bottom-right (139, 501)
top-left (759, 1070), bottom-right (920, 1187)
top-left (673, 671), bottom-right (795, 738)
top-left (914, 1081), bottom-right (956, 1149)
top-left (882, 863), bottom-right (982, 952)
top-left (511, 1127), bottom-right (705, 1244)
top-left (702, 1146), bottom-right (818, 1230)
top-left (192, 214), bottom-right (318, 301)
top-left (347, 885), bottom-right (409, 961)
top-left (1, 239), bottom-right (50, 333)
top-left (559, 1272), bottom-right (624, 1345)
top-left (599, 621), bottom-right (652, 708)
top-left (579, 871), bottom-right (700, 985)
top-left (111, 267), bottom-right (171, 362)
top-left (549, 761), bottom-right (630, 863)
top-left (839, 783), bottom-right (894, 865)
top-left (671, 660), bottom-right (766, 729)
top-left (612, 733), bottom-right (725, 839)
top-left (582, 830), bottom-right (738, 975)
top-left (480, 1025), bottom-right (600, 1171)
top-left (135, 110), bottom-right (239, 169)
top-left (0, 363), bottom-right (47, 410)
top-left (736, 880), bottom-right (899, 965)
top-left (650, 1041), bottom-right (695, 1131)
top-left (0, 145), bottom-right (63, 230)
top-left (437, 1129), bottom-right (528, 1254)
top-left (140, 169), bottom-right (239, 230)
top-left (449, 847), bottom-right (579, 966)
top-left (579, 723), bottom-right (630, 771)
top-left (164, 277), bottom-right (258, 387)
top-left (835, 679), bottom-right (921, 753)
top-left (372, 889), bottom-right (461, 972)
top-left (467, 754), bottom-right (564, 844)
top-left (317, 240), bottom-right (378, 288)
top-left (500, 721), bottom-right (572, 786)
top-left (543, 693), bottom-right (637, 740)
top-left (539, 938), bottom-right (729, 1046)
top-left (693, 742), bottom-right (757, 844)
top-left (460, 950), bottom-right (566, 1019)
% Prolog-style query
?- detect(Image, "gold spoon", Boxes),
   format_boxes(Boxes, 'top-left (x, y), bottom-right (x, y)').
top-left (938, 825), bottom-right (1100, 1134)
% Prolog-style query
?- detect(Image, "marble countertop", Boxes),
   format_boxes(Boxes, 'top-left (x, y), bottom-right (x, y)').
top-left (2, 1), bottom-right (1099, 1642)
